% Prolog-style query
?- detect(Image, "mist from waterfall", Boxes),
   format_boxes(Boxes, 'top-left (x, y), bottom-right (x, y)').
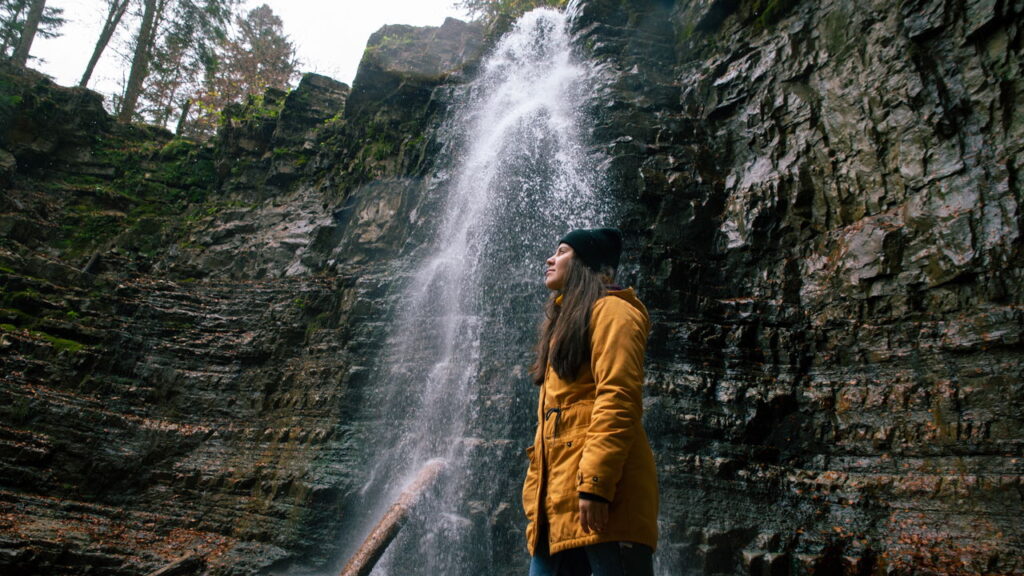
top-left (332, 7), bottom-right (607, 575)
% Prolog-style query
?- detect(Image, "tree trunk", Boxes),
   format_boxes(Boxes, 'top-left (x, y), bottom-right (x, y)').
top-left (175, 98), bottom-right (192, 135)
top-left (117, 0), bottom-right (158, 123)
top-left (339, 460), bottom-right (446, 576)
top-left (10, 0), bottom-right (46, 67)
top-left (79, 0), bottom-right (132, 88)
top-left (144, 553), bottom-right (203, 576)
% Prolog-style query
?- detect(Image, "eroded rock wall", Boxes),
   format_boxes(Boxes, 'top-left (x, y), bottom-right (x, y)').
top-left (0, 16), bottom-right (485, 575)
top-left (573, 0), bottom-right (1022, 573)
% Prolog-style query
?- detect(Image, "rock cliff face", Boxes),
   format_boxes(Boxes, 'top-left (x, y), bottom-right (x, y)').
top-left (0, 16), bottom-right (487, 575)
top-left (0, 1), bottom-right (1020, 575)
top-left (572, 0), bottom-right (1022, 573)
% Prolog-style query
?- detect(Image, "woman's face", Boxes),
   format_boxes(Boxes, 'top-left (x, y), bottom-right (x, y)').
top-left (544, 243), bottom-right (574, 291)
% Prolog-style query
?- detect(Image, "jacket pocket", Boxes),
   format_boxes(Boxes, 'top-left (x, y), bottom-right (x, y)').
top-left (546, 431), bottom-right (586, 499)
top-left (545, 401), bottom-right (593, 440)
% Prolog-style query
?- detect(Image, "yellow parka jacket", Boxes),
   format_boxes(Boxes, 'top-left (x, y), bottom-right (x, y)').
top-left (522, 287), bottom-right (659, 555)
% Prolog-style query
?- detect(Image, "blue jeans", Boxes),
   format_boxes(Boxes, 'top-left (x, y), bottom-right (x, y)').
top-left (529, 541), bottom-right (654, 576)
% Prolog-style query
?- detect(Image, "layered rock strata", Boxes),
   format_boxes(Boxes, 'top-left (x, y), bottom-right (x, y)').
top-left (0, 15), bottom-right (486, 575)
top-left (572, 0), bottom-right (1022, 573)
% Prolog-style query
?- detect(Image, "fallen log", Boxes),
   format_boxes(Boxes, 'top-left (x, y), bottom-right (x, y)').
top-left (339, 459), bottom-right (447, 576)
top-left (145, 553), bottom-right (203, 576)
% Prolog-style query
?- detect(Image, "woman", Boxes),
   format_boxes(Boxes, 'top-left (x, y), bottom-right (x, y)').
top-left (523, 227), bottom-right (659, 576)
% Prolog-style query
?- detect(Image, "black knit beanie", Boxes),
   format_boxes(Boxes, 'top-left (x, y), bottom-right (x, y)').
top-left (559, 227), bottom-right (623, 272)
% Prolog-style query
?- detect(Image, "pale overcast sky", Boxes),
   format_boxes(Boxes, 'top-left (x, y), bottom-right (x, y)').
top-left (31, 0), bottom-right (472, 102)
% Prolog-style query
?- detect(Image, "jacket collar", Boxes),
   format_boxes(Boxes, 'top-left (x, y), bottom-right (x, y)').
top-left (554, 285), bottom-right (626, 306)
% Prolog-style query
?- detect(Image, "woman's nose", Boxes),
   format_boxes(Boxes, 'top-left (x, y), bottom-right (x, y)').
top-left (545, 255), bottom-right (555, 266)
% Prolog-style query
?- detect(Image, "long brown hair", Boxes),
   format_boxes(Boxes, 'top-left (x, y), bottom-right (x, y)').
top-left (531, 256), bottom-right (611, 385)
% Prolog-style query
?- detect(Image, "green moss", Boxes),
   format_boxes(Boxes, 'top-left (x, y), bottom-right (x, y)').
top-left (0, 319), bottom-right (82, 348)
top-left (42, 126), bottom-right (215, 258)
top-left (365, 141), bottom-right (395, 161)
top-left (678, 19), bottom-right (697, 42)
top-left (323, 112), bottom-right (345, 127)
top-left (0, 76), bottom-right (23, 124)
top-left (238, 91), bottom-right (288, 120)
top-left (304, 311), bottom-right (332, 340)
top-left (59, 211), bottom-right (125, 254)
top-left (36, 331), bottom-right (86, 353)
top-left (405, 134), bottom-right (425, 150)
top-left (158, 138), bottom-right (198, 159)
top-left (749, 0), bottom-right (798, 28)
top-left (373, 32), bottom-right (415, 53)
top-left (0, 322), bottom-right (86, 352)
top-left (55, 140), bottom-right (216, 257)
top-left (3, 289), bottom-right (41, 309)
top-left (184, 199), bottom-right (256, 223)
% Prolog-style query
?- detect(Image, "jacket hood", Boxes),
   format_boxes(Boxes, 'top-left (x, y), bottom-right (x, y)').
top-left (605, 287), bottom-right (648, 321)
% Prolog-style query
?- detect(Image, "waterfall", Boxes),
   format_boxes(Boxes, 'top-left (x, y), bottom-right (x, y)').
top-left (335, 8), bottom-right (606, 574)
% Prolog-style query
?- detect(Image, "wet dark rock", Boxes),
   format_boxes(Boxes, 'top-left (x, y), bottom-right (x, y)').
top-left (0, 13), bottom-right (487, 575)
top-left (0, 148), bottom-right (15, 186)
top-left (214, 73), bottom-right (349, 194)
top-left (577, 0), bottom-right (1023, 573)
top-left (0, 63), bottom-right (111, 171)
top-left (345, 17), bottom-right (486, 120)
top-left (274, 74), bottom-right (348, 144)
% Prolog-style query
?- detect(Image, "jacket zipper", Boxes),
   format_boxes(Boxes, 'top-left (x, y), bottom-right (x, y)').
top-left (545, 407), bottom-right (562, 438)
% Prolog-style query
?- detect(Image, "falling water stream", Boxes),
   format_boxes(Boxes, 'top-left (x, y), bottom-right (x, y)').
top-left (334, 7), bottom-right (608, 574)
